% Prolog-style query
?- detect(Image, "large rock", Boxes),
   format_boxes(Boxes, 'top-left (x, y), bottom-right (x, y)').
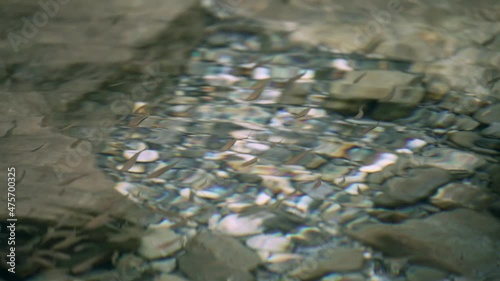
top-left (347, 209), bottom-right (500, 279)
top-left (373, 167), bottom-right (451, 207)
top-left (0, 1), bottom-right (206, 278)
top-left (328, 70), bottom-right (425, 106)
top-left (0, 0), bottom-right (206, 224)
top-left (289, 248), bottom-right (365, 280)
top-left (205, 0), bottom-right (500, 63)
top-left (178, 231), bottom-right (261, 281)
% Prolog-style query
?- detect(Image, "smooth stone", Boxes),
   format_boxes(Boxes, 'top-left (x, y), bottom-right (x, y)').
top-left (347, 209), bottom-right (500, 279)
top-left (138, 227), bottom-right (182, 260)
top-left (433, 111), bottom-right (456, 128)
top-left (178, 231), bottom-right (260, 281)
top-left (431, 183), bottom-right (493, 210)
top-left (266, 252), bottom-right (303, 264)
top-left (425, 77), bottom-right (450, 100)
top-left (405, 265), bottom-right (449, 281)
top-left (455, 115), bottom-right (480, 131)
top-left (289, 227), bottom-right (332, 247)
top-left (150, 258), bottom-right (177, 274)
top-left (422, 148), bottom-right (486, 175)
top-left (215, 213), bottom-right (268, 236)
top-left (474, 103), bottom-right (500, 124)
top-left (289, 248), bottom-right (365, 280)
top-left (374, 167), bottom-right (451, 207)
top-left (481, 122), bottom-right (500, 138)
top-left (246, 234), bottom-right (291, 252)
top-left (367, 209), bottom-right (414, 223)
top-left (155, 274), bottom-right (190, 281)
top-left (261, 176), bottom-right (296, 195)
top-left (448, 131), bottom-right (500, 155)
top-left (329, 70), bottom-right (421, 101)
top-left (376, 30), bottom-right (458, 61)
top-left (123, 149), bottom-right (160, 162)
top-left (116, 163), bottom-right (146, 173)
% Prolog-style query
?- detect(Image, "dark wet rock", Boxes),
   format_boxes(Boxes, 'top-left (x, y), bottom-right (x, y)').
top-left (373, 167), bottom-right (451, 207)
top-left (289, 248), bottom-right (365, 280)
top-left (367, 208), bottom-right (429, 223)
top-left (370, 104), bottom-right (418, 121)
top-left (474, 103), bottom-right (500, 124)
top-left (431, 183), bottom-right (494, 210)
top-left (489, 200), bottom-right (500, 220)
top-left (481, 122), bottom-right (500, 138)
top-left (474, 137), bottom-right (500, 151)
top-left (347, 208), bottom-right (500, 279)
top-left (178, 231), bottom-right (261, 281)
top-left (150, 258), bottom-right (177, 274)
top-left (448, 131), bottom-right (500, 155)
top-left (455, 115), bottom-right (480, 131)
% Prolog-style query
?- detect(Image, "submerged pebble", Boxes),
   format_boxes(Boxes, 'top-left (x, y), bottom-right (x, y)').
top-left (96, 29), bottom-right (499, 281)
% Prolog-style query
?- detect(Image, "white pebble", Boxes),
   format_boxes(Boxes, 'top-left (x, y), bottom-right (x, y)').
top-left (332, 59), bottom-right (353, 71)
top-left (227, 202), bottom-right (254, 213)
top-left (266, 253), bottom-right (303, 263)
top-left (246, 234), bottom-right (291, 252)
top-left (406, 138), bottom-right (427, 151)
top-left (123, 150), bottom-right (159, 162)
top-left (252, 67), bottom-right (270, 79)
top-left (344, 183), bottom-right (369, 195)
top-left (296, 195), bottom-right (314, 212)
top-left (255, 191), bottom-right (272, 206)
top-left (215, 214), bottom-right (267, 236)
top-left (360, 153), bottom-right (398, 173)
top-left (115, 163), bottom-right (146, 173)
top-left (179, 188), bottom-right (191, 200)
top-left (114, 182), bottom-right (137, 196)
top-left (133, 102), bottom-right (148, 113)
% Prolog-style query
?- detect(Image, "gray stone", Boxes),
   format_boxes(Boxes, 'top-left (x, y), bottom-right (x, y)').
top-left (347, 209), bottom-right (500, 279)
top-left (421, 148), bottom-right (486, 175)
top-left (374, 167), bottom-right (451, 207)
top-left (328, 70), bottom-right (424, 105)
top-left (289, 248), bottom-right (365, 280)
top-left (482, 122), bottom-right (500, 138)
top-left (474, 103), bottom-right (500, 124)
top-left (405, 265), bottom-right (448, 281)
top-left (178, 231), bottom-right (261, 281)
top-left (138, 227), bottom-right (182, 260)
top-left (150, 258), bottom-right (177, 274)
top-left (448, 131), bottom-right (500, 155)
top-left (431, 183), bottom-right (494, 210)
top-left (155, 274), bottom-right (190, 281)
top-left (455, 115), bottom-right (480, 131)
top-left (374, 30), bottom-right (457, 62)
